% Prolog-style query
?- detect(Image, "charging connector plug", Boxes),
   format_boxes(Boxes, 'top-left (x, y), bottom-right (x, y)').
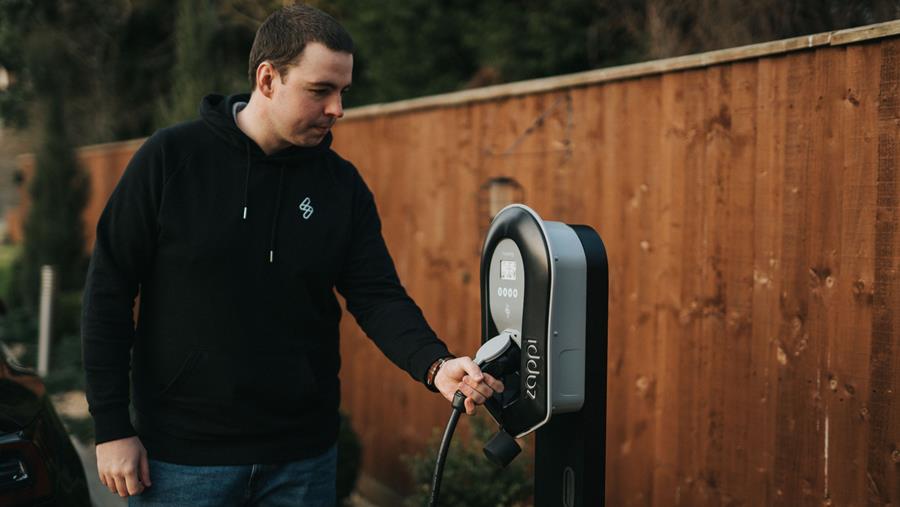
top-left (428, 332), bottom-right (520, 507)
top-left (483, 428), bottom-right (521, 467)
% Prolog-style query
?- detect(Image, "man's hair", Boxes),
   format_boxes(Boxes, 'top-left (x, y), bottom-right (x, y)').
top-left (248, 4), bottom-right (354, 90)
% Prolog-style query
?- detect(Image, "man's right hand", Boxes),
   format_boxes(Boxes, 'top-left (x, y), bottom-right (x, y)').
top-left (96, 436), bottom-right (152, 497)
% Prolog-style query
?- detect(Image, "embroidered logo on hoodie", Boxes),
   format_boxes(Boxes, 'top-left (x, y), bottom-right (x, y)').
top-left (299, 197), bottom-right (314, 219)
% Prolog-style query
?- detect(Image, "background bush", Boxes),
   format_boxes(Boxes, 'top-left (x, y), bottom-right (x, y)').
top-left (404, 414), bottom-right (533, 507)
top-left (338, 411), bottom-right (362, 505)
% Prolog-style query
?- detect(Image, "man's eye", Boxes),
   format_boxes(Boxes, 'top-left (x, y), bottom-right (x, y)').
top-left (310, 89), bottom-right (328, 96)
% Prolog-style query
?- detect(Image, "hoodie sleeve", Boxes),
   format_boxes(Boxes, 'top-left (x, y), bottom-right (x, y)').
top-left (82, 132), bottom-right (167, 444)
top-left (335, 172), bottom-right (451, 388)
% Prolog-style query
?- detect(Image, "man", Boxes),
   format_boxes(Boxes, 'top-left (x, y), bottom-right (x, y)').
top-left (82, 5), bottom-right (502, 505)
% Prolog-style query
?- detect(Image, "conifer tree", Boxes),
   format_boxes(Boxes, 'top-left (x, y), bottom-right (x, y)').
top-left (7, 19), bottom-right (88, 315)
top-left (156, 0), bottom-right (223, 126)
top-left (17, 93), bottom-right (88, 312)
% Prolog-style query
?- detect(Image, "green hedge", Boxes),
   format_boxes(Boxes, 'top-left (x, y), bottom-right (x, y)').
top-left (404, 414), bottom-right (533, 507)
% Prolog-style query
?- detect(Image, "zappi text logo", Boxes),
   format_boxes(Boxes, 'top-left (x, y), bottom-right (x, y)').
top-left (525, 338), bottom-right (540, 400)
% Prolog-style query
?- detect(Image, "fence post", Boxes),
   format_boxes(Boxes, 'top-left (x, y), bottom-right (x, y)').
top-left (37, 265), bottom-right (55, 377)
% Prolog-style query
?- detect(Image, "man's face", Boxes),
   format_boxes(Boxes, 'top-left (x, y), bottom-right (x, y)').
top-left (268, 42), bottom-right (353, 148)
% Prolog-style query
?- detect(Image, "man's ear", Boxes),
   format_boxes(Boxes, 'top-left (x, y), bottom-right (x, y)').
top-left (256, 61), bottom-right (278, 98)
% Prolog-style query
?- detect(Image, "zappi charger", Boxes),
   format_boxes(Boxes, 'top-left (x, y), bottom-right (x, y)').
top-left (479, 204), bottom-right (608, 507)
top-left (428, 204), bottom-right (608, 507)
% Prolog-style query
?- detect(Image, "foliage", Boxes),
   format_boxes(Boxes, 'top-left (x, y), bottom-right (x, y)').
top-left (0, 0), bottom-right (265, 141)
top-left (318, 0), bottom-right (900, 107)
top-left (0, 245), bottom-right (21, 299)
top-left (0, 0), bottom-right (38, 128)
top-left (4, 0), bottom-right (900, 141)
top-left (462, 0), bottom-right (644, 84)
top-left (319, 0), bottom-right (480, 106)
top-left (320, 0), bottom-right (627, 106)
top-left (155, 0), bottom-right (220, 126)
top-left (632, 0), bottom-right (900, 59)
top-left (155, 0), bottom-right (247, 127)
top-left (16, 95), bottom-right (88, 313)
top-left (35, 331), bottom-right (93, 443)
top-left (41, 331), bottom-right (85, 393)
top-left (403, 414), bottom-right (533, 507)
top-left (338, 411), bottom-right (363, 505)
top-left (0, 0), bottom-right (138, 141)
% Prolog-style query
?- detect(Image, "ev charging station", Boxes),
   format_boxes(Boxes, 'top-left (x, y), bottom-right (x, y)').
top-left (428, 204), bottom-right (608, 507)
top-left (479, 204), bottom-right (608, 507)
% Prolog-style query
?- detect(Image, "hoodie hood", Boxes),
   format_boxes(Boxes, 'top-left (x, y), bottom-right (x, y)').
top-left (200, 93), bottom-right (333, 163)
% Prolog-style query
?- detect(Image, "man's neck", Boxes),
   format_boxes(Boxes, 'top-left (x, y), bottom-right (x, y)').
top-left (235, 93), bottom-right (288, 156)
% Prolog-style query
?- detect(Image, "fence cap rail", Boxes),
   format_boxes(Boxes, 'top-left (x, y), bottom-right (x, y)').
top-left (17, 137), bottom-right (146, 166)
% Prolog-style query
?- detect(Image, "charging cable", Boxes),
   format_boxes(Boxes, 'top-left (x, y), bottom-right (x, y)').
top-left (428, 332), bottom-right (514, 507)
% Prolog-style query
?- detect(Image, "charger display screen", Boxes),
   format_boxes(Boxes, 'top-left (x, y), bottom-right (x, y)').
top-left (500, 260), bottom-right (517, 281)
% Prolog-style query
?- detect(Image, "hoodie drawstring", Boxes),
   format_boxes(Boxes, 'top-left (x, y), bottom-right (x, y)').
top-left (268, 166), bottom-right (285, 264)
top-left (242, 141), bottom-right (251, 220)
top-left (242, 141), bottom-right (285, 265)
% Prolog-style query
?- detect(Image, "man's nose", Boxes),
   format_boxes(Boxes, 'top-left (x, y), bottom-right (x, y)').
top-left (325, 94), bottom-right (344, 119)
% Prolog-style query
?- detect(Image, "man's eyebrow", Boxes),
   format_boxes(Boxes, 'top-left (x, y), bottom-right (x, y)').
top-left (307, 81), bottom-right (352, 89)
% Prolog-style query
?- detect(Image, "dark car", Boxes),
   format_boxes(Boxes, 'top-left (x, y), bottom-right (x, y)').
top-left (0, 341), bottom-right (91, 507)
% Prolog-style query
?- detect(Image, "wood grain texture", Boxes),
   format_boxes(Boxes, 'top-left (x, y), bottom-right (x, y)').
top-left (333, 37), bottom-right (900, 501)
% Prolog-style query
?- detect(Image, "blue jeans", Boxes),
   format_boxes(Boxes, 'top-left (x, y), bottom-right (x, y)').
top-left (128, 445), bottom-right (337, 507)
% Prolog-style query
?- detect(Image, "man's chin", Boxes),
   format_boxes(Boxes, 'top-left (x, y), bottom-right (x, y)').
top-left (293, 131), bottom-right (329, 147)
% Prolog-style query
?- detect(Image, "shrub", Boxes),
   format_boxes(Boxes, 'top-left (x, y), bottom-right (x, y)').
top-left (0, 245), bottom-right (21, 299)
top-left (338, 411), bottom-right (363, 505)
top-left (17, 94), bottom-right (88, 314)
top-left (403, 413), bottom-right (533, 507)
top-left (54, 289), bottom-right (83, 340)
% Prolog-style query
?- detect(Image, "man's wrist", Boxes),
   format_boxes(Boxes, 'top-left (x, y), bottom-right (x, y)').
top-left (426, 355), bottom-right (455, 392)
top-left (92, 407), bottom-right (137, 445)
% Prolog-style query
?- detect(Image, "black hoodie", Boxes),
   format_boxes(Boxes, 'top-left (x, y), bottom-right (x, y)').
top-left (82, 94), bottom-right (451, 465)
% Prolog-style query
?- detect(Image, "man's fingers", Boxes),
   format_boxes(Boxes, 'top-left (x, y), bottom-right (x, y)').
top-left (95, 436), bottom-right (148, 497)
top-left (113, 474), bottom-right (129, 497)
top-left (98, 468), bottom-right (110, 491)
top-left (462, 374), bottom-right (494, 400)
top-left (125, 467), bottom-right (144, 495)
top-left (442, 389), bottom-right (457, 404)
top-left (483, 372), bottom-right (505, 393)
top-left (140, 452), bottom-right (152, 487)
top-left (457, 357), bottom-right (483, 382)
top-left (439, 357), bottom-right (504, 413)
top-left (458, 381), bottom-right (487, 405)
top-left (99, 473), bottom-right (112, 493)
top-left (104, 474), bottom-right (117, 494)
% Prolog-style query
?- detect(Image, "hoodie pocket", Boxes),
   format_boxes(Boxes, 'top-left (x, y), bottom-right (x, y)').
top-left (155, 349), bottom-right (319, 405)
top-left (154, 350), bottom-right (230, 402)
top-left (155, 351), bottom-right (204, 399)
top-left (232, 349), bottom-right (321, 405)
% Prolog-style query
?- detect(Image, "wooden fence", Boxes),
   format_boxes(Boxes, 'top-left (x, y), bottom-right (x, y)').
top-left (12, 20), bottom-right (900, 505)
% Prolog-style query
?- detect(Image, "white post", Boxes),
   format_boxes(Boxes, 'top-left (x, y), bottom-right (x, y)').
top-left (37, 265), bottom-right (55, 377)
